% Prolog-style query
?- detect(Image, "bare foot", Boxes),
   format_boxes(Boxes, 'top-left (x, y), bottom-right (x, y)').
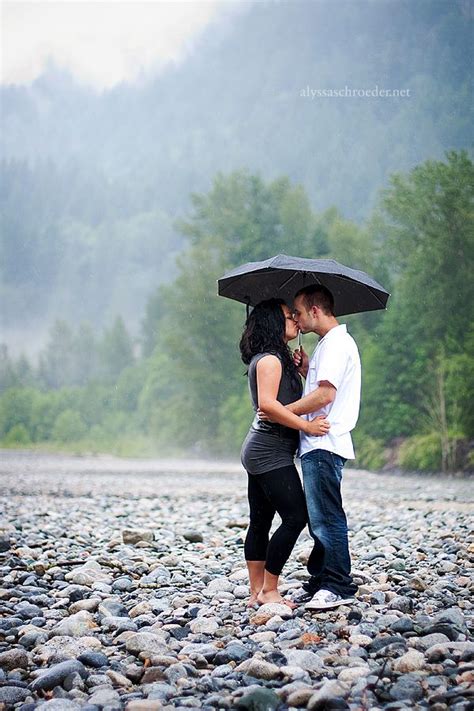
top-left (257, 590), bottom-right (296, 609)
top-left (247, 593), bottom-right (260, 608)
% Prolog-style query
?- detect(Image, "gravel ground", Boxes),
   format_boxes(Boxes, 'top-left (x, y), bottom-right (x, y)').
top-left (0, 450), bottom-right (472, 711)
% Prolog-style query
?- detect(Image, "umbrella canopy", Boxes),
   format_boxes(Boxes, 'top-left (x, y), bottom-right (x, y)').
top-left (217, 254), bottom-right (390, 316)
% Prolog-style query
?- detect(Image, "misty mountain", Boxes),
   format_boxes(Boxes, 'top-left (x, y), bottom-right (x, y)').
top-left (1, 0), bottom-right (472, 355)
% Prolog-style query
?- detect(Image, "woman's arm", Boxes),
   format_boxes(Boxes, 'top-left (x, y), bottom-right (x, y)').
top-left (256, 355), bottom-right (330, 436)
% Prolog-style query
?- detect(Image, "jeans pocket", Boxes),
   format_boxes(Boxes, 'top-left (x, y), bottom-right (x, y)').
top-left (329, 451), bottom-right (346, 466)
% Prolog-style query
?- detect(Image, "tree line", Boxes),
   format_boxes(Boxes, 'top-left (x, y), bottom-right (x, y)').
top-left (1, 1), bottom-right (471, 344)
top-left (1, 150), bottom-right (473, 472)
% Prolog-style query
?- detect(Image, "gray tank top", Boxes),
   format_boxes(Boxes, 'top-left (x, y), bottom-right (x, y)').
top-left (247, 352), bottom-right (302, 411)
top-left (241, 352), bottom-right (303, 475)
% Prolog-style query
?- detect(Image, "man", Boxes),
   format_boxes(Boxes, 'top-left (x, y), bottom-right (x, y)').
top-left (288, 284), bottom-right (361, 609)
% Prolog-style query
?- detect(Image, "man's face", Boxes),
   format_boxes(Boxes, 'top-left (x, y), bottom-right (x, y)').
top-left (292, 295), bottom-right (315, 334)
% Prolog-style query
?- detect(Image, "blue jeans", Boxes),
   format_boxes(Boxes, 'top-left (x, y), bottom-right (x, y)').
top-left (301, 449), bottom-right (357, 597)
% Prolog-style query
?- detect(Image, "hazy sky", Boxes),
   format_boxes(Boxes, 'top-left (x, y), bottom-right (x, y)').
top-left (1, 0), bottom-right (236, 89)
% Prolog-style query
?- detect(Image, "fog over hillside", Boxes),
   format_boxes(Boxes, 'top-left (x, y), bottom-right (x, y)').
top-left (1, 0), bottom-right (472, 356)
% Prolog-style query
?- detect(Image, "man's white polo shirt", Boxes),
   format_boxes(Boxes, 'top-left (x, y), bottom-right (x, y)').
top-left (299, 324), bottom-right (361, 459)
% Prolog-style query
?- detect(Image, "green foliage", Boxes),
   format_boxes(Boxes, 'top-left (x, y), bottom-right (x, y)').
top-left (73, 323), bottom-right (100, 386)
top-left (147, 394), bottom-right (196, 454)
top-left (38, 320), bottom-right (83, 388)
top-left (326, 216), bottom-right (373, 274)
top-left (357, 294), bottom-right (431, 439)
top-left (442, 335), bottom-right (474, 438)
top-left (141, 291), bottom-right (166, 359)
top-left (142, 170), bottom-right (331, 449)
top-left (0, 345), bottom-right (36, 393)
top-left (0, 388), bottom-right (38, 438)
top-left (352, 435), bottom-right (387, 471)
top-left (2, 2), bottom-right (472, 353)
top-left (51, 409), bottom-right (88, 442)
top-left (398, 433), bottom-right (443, 472)
top-left (360, 151), bottom-right (474, 448)
top-left (3, 423), bottom-right (31, 445)
top-left (99, 317), bottom-right (135, 383)
top-left (381, 150), bottom-right (474, 347)
top-left (30, 390), bottom-right (65, 442)
top-left (74, 383), bottom-right (114, 429)
top-left (100, 411), bottom-right (132, 438)
top-left (1, 151), bottom-right (472, 473)
top-left (215, 387), bottom-right (254, 456)
top-left (467, 449), bottom-right (474, 470)
top-left (35, 317), bottom-right (136, 390)
top-left (112, 363), bottom-right (146, 413)
top-left (0, 157), bottom-right (178, 336)
top-left (154, 240), bottom-right (243, 443)
top-left (178, 173), bottom-right (319, 264)
top-left (136, 350), bottom-right (181, 432)
top-left (195, 154), bottom-right (473, 468)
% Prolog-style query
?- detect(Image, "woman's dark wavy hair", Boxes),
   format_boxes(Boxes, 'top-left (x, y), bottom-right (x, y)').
top-left (239, 298), bottom-right (299, 386)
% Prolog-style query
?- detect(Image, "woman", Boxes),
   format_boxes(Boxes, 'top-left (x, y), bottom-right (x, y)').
top-left (240, 298), bottom-right (330, 608)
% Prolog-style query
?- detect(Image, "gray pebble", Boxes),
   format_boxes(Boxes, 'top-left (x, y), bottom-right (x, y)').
top-left (389, 675), bottom-right (424, 702)
top-left (78, 652), bottom-right (109, 668)
top-left (183, 531), bottom-right (204, 543)
top-left (1, 456), bottom-right (472, 711)
top-left (31, 660), bottom-right (88, 692)
top-left (0, 647), bottom-right (29, 670)
top-left (0, 686), bottom-right (30, 704)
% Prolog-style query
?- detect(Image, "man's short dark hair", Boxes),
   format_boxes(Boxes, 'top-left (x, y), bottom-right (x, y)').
top-left (295, 285), bottom-right (335, 316)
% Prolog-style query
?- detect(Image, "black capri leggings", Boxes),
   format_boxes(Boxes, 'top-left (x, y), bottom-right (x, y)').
top-left (244, 464), bottom-right (308, 576)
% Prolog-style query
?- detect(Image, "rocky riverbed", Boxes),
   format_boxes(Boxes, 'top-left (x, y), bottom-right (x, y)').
top-left (0, 451), bottom-right (472, 710)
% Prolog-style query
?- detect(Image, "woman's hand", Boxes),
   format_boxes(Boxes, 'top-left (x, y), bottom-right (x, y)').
top-left (305, 415), bottom-right (330, 436)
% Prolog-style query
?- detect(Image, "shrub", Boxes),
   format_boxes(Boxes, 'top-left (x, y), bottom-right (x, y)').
top-left (3, 423), bottom-right (31, 445)
top-left (353, 435), bottom-right (387, 470)
top-left (76, 383), bottom-right (114, 428)
top-left (30, 390), bottom-right (66, 441)
top-left (113, 364), bottom-right (147, 413)
top-left (398, 433), bottom-right (442, 472)
top-left (101, 411), bottom-right (133, 437)
top-left (0, 387), bottom-right (38, 439)
top-left (216, 389), bottom-right (254, 455)
top-left (52, 409), bottom-right (88, 442)
top-left (467, 448), bottom-right (474, 471)
top-left (147, 395), bottom-right (191, 454)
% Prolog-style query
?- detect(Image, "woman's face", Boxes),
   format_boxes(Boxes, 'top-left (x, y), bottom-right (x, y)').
top-left (282, 304), bottom-right (299, 342)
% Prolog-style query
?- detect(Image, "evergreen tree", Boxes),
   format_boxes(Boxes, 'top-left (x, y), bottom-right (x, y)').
top-left (360, 150), bottom-right (474, 448)
top-left (99, 316), bottom-right (134, 382)
top-left (74, 322), bottom-right (99, 385)
top-left (0, 345), bottom-right (16, 393)
top-left (38, 320), bottom-right (76, 389)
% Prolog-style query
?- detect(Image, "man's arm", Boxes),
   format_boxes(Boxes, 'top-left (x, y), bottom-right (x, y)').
top-left (286, 380), bottom-right (336, 416)
top-left (255, 356), bottom-right (330, 435)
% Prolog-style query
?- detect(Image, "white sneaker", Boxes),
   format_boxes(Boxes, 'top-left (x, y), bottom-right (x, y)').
top-left (304, 588), bottom-right (354, 610)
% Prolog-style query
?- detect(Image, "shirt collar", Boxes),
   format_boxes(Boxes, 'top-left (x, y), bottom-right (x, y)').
top-left (318, 323), bottom-right (347, 344)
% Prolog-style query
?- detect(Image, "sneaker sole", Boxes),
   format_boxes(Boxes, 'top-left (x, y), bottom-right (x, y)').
top-left (292, 592), bottom-right (317, 604)
top-left (305, 597), bottom-right (354, 610)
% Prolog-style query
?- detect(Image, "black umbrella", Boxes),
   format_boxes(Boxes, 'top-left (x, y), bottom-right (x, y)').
top-left (217, 254), bottom-right (389, 316)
